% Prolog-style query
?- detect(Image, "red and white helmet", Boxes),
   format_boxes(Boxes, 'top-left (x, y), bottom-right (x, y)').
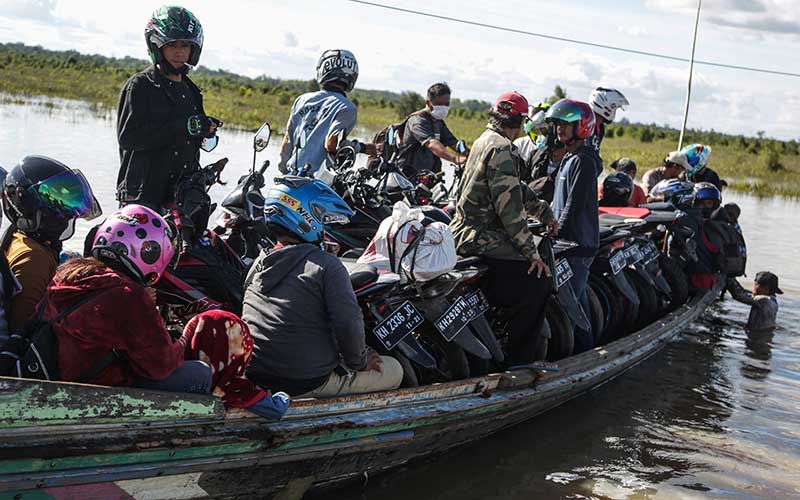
top-left (589, 87), bottom-right (629, 122)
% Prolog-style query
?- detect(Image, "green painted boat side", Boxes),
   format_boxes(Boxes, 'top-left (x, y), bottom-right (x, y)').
top-left (0, 280), bottom-right (723, 499)
top-left (0, 378), bottom-right (223, 428)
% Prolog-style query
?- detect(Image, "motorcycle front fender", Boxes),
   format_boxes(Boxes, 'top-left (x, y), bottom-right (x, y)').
top-left (395, 336), bottom-right (438, 370)
top-left (466, 315), bottom-right (504, 362)
top-left (610, 271), bottom-right (640, 306)
top-left (556, 283), bottom-right (591, 332)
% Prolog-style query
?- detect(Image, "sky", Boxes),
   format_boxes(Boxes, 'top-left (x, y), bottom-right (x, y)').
top-left (0, 0), bottom-right (798, 139)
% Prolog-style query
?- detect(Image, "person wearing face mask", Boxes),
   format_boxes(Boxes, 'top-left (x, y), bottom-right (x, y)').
top-left (450, 91), bottom-right (557, 365)
top-left (396, 82), bottom-right (468, 179)
top-left (116, 5), bottom-right (222, 212)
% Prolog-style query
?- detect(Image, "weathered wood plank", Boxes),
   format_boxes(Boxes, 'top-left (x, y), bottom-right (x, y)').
top-left (0, 379), bottom-right (224, 428)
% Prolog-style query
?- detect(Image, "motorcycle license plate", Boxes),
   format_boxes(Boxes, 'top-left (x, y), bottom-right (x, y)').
top-left (435, 290), bottom-right (491, 342)
top-left (624, 245), bottom-right (644, 266)
top-left (373, 301), bottom-right (425, 351)
top-left (610, 250), bottom-right (627, 275)
top-left (642, 241), bottom-right (660, 264)
top-left (555, 258), bottom-right (574, 290)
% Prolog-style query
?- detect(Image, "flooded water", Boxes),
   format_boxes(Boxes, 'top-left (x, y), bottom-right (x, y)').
top-left (1, 100), bottom-right (798, 499)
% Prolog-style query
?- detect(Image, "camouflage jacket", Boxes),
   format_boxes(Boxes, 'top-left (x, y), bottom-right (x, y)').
top-left (450, 125), bottom-right (553, 262)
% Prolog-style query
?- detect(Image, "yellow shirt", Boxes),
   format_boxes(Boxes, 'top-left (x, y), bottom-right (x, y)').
top-left (4, 232), bottom-right (58, 333)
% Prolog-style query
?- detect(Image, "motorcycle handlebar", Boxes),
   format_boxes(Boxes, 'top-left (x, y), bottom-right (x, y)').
top-left (258, 159), bottom-right (270, 175)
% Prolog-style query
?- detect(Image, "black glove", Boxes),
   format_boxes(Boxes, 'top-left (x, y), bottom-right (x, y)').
top-left (187, 115), bottom-right (222, 138)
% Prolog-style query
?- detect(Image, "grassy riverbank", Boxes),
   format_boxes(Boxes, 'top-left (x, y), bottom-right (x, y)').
top-left (2, 42), bottom-right (799, 197)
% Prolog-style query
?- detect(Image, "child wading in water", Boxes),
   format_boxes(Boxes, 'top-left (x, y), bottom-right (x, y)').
top-left (726, 272), bottom-right (782, 330)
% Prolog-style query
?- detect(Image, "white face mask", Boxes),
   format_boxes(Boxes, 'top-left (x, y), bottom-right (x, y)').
top-left (430, 105), bottom-right (450, 120)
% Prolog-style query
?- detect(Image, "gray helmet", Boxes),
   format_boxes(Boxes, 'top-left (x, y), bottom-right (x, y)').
top-left (316, 49), bottom-right (359, 92)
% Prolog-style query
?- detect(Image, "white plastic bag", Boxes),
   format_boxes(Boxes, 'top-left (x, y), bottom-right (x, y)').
top-left (358, 201), bottom-right (456, 282)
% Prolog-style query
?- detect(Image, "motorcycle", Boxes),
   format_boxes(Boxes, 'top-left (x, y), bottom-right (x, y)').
top-left (157, 123), bottom-right (274, 321)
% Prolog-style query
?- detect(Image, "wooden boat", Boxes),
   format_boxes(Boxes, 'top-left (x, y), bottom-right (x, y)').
top-left (0, 280), bottom-right (722, 500)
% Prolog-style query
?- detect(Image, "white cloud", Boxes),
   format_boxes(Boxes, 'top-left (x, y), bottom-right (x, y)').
top-left (618, 25), bottom-right (650, 37)
top-left (646, 0), bottom-right (800, 37)
top-left (0, 0), bottom-right (796, 139)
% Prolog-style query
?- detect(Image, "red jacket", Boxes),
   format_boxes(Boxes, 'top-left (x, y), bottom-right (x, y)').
top-left (43, 269), bottom-right (187, 386)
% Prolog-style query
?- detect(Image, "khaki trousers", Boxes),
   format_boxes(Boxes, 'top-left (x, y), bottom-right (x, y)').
top-left (300, 356), bottom-right (403, 398)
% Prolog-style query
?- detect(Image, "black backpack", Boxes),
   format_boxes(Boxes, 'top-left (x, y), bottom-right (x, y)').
top-left (0, 287), bottom-right (120, 382)
top-left (705, 220), bottom-right (747, 277)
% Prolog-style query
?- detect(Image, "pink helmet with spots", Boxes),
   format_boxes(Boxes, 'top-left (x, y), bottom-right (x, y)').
top-left (91, 204), bottom-right (176, 285)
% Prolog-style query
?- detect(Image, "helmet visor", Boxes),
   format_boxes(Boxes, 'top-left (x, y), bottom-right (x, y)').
top-left (546, 100), bottom-right (585, 123)
top-left (28, 169), bottom-right (101, 220)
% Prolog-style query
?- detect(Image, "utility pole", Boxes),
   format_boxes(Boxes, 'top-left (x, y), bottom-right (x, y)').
top-left (678, 0), bottom-right (702, 150)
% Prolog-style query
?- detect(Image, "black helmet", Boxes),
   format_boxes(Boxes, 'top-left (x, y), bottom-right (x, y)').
top-left (600, 171), bottom-right (634, 207)
top-left (145, 6), bottom-right (204, 71)
top-left (2, 156), bottom-right (101, 242)
top-left (316, 49), bottom-right (359, 92)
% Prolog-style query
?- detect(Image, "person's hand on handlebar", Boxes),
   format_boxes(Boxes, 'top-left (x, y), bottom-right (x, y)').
top-left (528, 258), bottom-right (551, 278)
top-left (547, 219), bottom-right (560, 236)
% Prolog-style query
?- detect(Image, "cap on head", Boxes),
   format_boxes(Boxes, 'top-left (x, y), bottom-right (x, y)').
top-left (492, 91), bottom-right (529, 117)
top-left (755, 271), bottom-right (782, 295)
top-left (665, 151), bottom-right (690, 170)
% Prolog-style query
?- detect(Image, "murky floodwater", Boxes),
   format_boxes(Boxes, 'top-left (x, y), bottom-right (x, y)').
top-left (1, 99), bottom-right (798, 499)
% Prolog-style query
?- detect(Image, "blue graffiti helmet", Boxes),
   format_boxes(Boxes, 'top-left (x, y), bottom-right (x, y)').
top-left (692, 181), bottom-right (721, 208)
top-left (681, 143), bottom-right (711, 176)
top-left (264, 176), bottom-right (354, 243)
top-left (651, 178), bottom-right (695, 206)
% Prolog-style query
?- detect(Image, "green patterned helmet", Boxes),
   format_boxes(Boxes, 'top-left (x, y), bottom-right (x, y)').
top-left (145, 5), bottom-right (204, 68)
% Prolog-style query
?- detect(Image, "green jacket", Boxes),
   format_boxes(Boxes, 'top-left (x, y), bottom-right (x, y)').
top-left (450, 125), bottom-right (553, 262)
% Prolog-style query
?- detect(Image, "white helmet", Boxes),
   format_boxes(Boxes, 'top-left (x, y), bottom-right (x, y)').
top-left (589, 87), bottom-right (629, 122)
top-left (316, 49), bottom-right (359, 92)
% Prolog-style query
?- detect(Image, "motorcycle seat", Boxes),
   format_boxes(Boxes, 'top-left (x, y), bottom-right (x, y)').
top-left (340, 258), bottom-right (380, 289)
top-left (599, 206), bottom-right (651, 218)
top-left (598, 227), bottom-right (631, 247)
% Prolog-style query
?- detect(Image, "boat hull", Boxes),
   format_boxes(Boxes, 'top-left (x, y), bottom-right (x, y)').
top-left (0, 281), bottom-right (722, 500)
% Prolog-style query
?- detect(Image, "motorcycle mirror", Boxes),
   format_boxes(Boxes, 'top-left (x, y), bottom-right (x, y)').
top-left (456, 140), bottom-right (467, 155)
top-left (201, 135), bottom-right (219, 152)
top-left (386, 126), bottom-right (395, 147)
top-left (254, 122), bottom-right (272, 152)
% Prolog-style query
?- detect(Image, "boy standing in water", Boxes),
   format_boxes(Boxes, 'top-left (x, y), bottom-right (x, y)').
top-left (726, 272), bottom-right (782, 330)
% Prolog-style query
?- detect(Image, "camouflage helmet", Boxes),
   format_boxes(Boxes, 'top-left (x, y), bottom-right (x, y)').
top-left (145, 5), bottom-right (204, 68)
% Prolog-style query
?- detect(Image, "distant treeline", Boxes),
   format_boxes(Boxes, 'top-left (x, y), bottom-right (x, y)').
top-left (1, 42), bottom-right (796, 152)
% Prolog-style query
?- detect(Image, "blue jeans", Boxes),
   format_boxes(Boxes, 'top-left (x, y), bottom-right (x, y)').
top-left (133, 360), bottom-right (213, 394)
top-left (567, 255), bottom-right (594, 354)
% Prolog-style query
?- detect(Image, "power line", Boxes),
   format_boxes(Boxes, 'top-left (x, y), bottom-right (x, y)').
top-left (347, 0), bottom-right (800, 79)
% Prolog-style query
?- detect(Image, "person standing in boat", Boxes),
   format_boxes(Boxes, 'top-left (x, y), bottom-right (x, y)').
top-left (243, 178), bottom-right (403, 397)
top-left (394, 82), bottom-right (469, 179)
top-left (278, 49), bottom-right (374, 178)
top-left (116, 6), bottom-right (221, 245)
top-left (547, 99), bottom-right (602, 354)
top-left (450, 91), bottom-right (557, 365)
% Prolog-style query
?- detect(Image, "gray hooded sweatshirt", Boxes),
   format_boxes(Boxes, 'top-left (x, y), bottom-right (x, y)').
top-left (243, 243), bottom-right (366, 394)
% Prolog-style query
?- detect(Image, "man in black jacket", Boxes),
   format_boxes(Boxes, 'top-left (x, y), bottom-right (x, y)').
top-left (116, 6), bottom-right (220, 213)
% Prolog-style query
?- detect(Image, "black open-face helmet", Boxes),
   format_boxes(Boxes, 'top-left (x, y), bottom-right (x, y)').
top-left (2, 156), bottom-right (101, 243)
top-left (145, 6), bottom-right (204, 71)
